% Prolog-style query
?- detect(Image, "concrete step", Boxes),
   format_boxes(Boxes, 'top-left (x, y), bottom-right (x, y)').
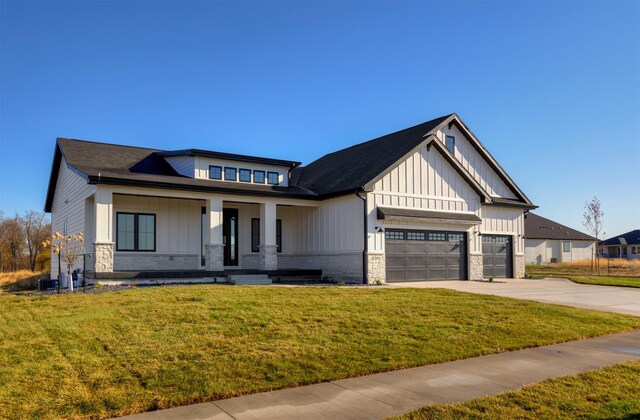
top-left (227, 274), bottom-right (272, 285)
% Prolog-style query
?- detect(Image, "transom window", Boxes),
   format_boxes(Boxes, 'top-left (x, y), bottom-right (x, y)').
top-left (253, 170), bottom-right (266, 184)
top-left (239, 168), bottom-right (251, 183)
top-left (224, 167), bottom-right (237, 181)
top-left (209, 165), bottom-right (222, 180)
top-left (445, 135), bottom-right (455, 154)
top-left (116, 213), bottom-right (156, 251)
top-left (428, 232), bottom-right (446, 241)
top-left (267, 171), bottom-right (279, 185)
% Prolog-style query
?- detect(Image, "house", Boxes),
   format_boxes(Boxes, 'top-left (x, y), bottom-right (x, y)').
top-left (44, 113), bottom-right (536, 284)
top-left (599, 230), bottom-right (640, 260)
top-left (524, 213), bottom-right (595, 264)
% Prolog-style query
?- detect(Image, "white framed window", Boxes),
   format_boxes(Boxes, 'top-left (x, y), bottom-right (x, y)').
top-left (563, 241), bottom-right (571, 252)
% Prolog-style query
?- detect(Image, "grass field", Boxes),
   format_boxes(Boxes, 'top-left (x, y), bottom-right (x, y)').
top-left (397, 359), bottom-right (640, 419)
top-left (0, 270), bottom-right (43, 292)
top-left (526, 259), bottom-right (640, 287)
top-left (1, 286), bottom-right (639, 419)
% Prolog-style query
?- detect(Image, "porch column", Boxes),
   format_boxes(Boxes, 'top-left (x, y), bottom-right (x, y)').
top-left (206, 196), bottom-right (224, 271)
top-left (259, 202), bottom-right (278, 270)
top-left (93, 187), bottom-right (114, 273)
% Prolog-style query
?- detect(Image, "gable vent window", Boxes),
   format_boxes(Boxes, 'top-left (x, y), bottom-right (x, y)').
top-left (445, 135), bottom-right (456, 154)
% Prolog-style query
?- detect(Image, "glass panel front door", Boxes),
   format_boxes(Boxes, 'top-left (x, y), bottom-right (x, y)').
top-left (223, 209), bottom-right (239, 266)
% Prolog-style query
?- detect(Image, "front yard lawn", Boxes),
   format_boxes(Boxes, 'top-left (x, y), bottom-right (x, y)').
top-left (562, 275), bottom-right (640, 288)
top-left (396, 359), bottom-right (640, 419)
top-left (1, 286), bottom-right (639, 419)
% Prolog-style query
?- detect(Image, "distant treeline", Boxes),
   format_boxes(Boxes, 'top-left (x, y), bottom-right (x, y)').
top-left (0, 211), bottom-right (51, 272)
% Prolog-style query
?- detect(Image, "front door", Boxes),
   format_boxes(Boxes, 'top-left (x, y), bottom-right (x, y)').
top-left (223, 209), bottom-right (238, 266)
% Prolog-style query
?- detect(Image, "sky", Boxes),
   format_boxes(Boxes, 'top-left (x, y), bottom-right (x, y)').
top-left (1, 0), bottom-right (639, 237)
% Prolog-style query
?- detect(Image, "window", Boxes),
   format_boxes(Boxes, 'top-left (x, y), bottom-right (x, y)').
top-left (253, 170), bottom-right (265, 184)
top-left (632, 246), bottom-right (640, 255)
top-left (482, 235), bottom-right (492, 243)
top-left (445, 135), bottom-right (455, 154)
top-left (448, 233), bottom-right (465, 242)
top-left (563, 241), bottom-right (571, 252)
top-left (250, 218), bottom-right (283, 253)
top-left (267, 171), bottom-right (279, 185)
top-left (209, 165), bottom-right (222, 180)
top-left (428, 232), bottom-right (446, 241)
top-left (224, 167), bottom-right (237, 181)
top-left (239, 168), bottom-right (251, 183)
top-left (495, 236), bottom-right (509, 244)
top-left (406, 231), bottom-right (426, 241)
top-left (116, 213), bottom-right (155, 251)
top-left (385, 231), bottom-right (405, 240)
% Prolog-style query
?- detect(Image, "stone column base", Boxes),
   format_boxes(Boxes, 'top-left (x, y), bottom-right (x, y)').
top-left (260, 245), bottom-right (278, 270)
top-left (469, 254), bottom-right (483, 280)
top-left (94, 242), bottom-right (114, 273)
top-left (366, 252), bottom-right (385, 284)
top-left (514, 255), bottom-right (525, 279)
top-left (205, 244), bottom-right (224, 271)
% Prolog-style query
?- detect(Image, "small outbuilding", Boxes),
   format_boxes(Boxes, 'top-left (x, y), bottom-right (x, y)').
top-left (599, 230), bottom-right (640, 260)
top-left (524, 213), bottom-right (595, 264)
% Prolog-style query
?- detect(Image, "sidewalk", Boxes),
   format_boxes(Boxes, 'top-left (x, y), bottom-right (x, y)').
top-left (120, 330), bottom-right (640, 420)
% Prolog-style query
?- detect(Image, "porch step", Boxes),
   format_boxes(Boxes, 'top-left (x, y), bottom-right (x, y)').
top-left (227, 274), bottom-right (272, 285)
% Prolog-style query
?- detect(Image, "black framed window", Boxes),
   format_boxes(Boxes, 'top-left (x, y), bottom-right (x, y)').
top-left (239, 169), bottom-right (251, 183)
top-left (209, 165), bottom-right (222, 180)
top-left (253, 170), bottom-right (265, 184)
top-left (116, 213), bottom-right (156, 251)
top-left (448, 233), bottom-right (465, 242)
top-left (267, 171), bottom-right (279, 185)
top-left (445, 135), bottom-right (455, 154)
top-left (428, 232), bottom-right (446, 241)
top-left (406, 231), bottom-right (425, 241)
top-left (385, 230), bottom-right (405, 240)
top-left (250, 218), bottom-right (282, 253)
top-left (224, 167), bottom-right (237, 181)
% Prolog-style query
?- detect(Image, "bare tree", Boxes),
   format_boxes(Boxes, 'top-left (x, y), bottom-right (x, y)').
top-left (583, 197), bottom-right (605, 274)
top-left (1, 215), bottom-right (26, 271)
top-left (23, 211), bottom-right (50, 271)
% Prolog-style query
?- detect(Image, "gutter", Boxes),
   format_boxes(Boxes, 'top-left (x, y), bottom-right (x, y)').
top-left (355, 190), bottom-right (368, 285)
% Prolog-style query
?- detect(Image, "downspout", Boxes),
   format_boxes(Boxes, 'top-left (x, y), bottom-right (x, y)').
top-left (355, 190), bottom-right (368, 285)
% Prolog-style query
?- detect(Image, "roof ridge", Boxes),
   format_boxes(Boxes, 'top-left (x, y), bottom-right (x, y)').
top-left (57, 137), bottom-right (161, 152)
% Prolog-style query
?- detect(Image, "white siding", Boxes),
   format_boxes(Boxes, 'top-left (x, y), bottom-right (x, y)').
top-left (437, 124), bottom-right (517, 199)
top-left (165, 156), bottom-right (195, 177)
top-left (526, 239), bottom-right (595, 264)
top-left (112, 194), bottom-right (203, 270)
top-left (479, 206), bottom-right (525, 255)
top-left (50, 158), bottom-right (96, 276)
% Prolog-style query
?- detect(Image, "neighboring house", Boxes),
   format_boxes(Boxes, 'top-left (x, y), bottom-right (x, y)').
top-left (524, 213), bottom-right (595, 264)
top-left (599, 230), bottom-right (640, 260)
top-left (45, 113), bottom-right (536, 283)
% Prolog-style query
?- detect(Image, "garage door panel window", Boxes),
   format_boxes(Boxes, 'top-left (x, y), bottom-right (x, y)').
top-left (406, 231), bottom-right (426, 240)
top-left (428, 232), bottom-right (446, 241)
top-left (385, 231), bottom-right (405, 240)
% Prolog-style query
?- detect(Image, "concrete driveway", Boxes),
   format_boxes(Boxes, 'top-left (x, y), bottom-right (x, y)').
top-left (386, 278), bottom-right (640, 316)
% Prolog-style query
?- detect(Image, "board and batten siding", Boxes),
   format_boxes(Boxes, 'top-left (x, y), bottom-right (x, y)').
top-left (437, 124), bottom-right (517, 199)
top-left (367, 143), bottom-right (482, 253)
top-left (112, 194), bottom-right (203, 270)
top-left (478, 206), bottom-right (525, 255)
top-left (50, 158), bottom-right (96, 276)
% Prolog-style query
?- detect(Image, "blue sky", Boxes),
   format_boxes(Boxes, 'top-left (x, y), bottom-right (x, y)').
top-left (1, 0), bottom-right (638, 237)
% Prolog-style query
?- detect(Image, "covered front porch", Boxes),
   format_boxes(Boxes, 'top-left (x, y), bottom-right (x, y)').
top-left (84, 185), bottom-right (324, 279)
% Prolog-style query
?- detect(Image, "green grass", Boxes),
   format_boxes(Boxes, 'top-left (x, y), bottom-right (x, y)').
top-left (562, 276), bottom-right (640, 288)
top-left (395, 359), bottom-right (640, 419)
top-left (1, 286), bottom-right (639, 419)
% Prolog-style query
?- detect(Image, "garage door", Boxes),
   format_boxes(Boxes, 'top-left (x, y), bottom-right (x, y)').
top-left (482, 235), bottom-right (513, 278)
top-left (385, 230), bottom-right (467, 282)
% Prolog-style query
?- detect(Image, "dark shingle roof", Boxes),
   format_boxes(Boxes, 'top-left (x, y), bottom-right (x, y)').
top-left (599, 230), bottom-right (640, 246)
top-left (293, 115), bottom-right (452, 196)
top-left (524, 213), bottom-right (595, 241)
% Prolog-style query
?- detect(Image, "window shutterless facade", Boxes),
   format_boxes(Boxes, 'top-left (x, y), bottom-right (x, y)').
top-left (209, 165), bottom-right (222, 180)
top-left (251, 218), bottom-right (282, 252)
top-left (445, 135), bottom-right (455, 154)
top-left (224, 167), bottom-right (237, 181)
top-left (267, 171), bottom-right (279, 185)
top-left (253, 170), bottom-right (265, 184)
top-left (239, 168), bottom-right (251, 183)
top-left (116, 213), bottom-right (156, 251)
top-left (563, 241), bottom-right (571, 252)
